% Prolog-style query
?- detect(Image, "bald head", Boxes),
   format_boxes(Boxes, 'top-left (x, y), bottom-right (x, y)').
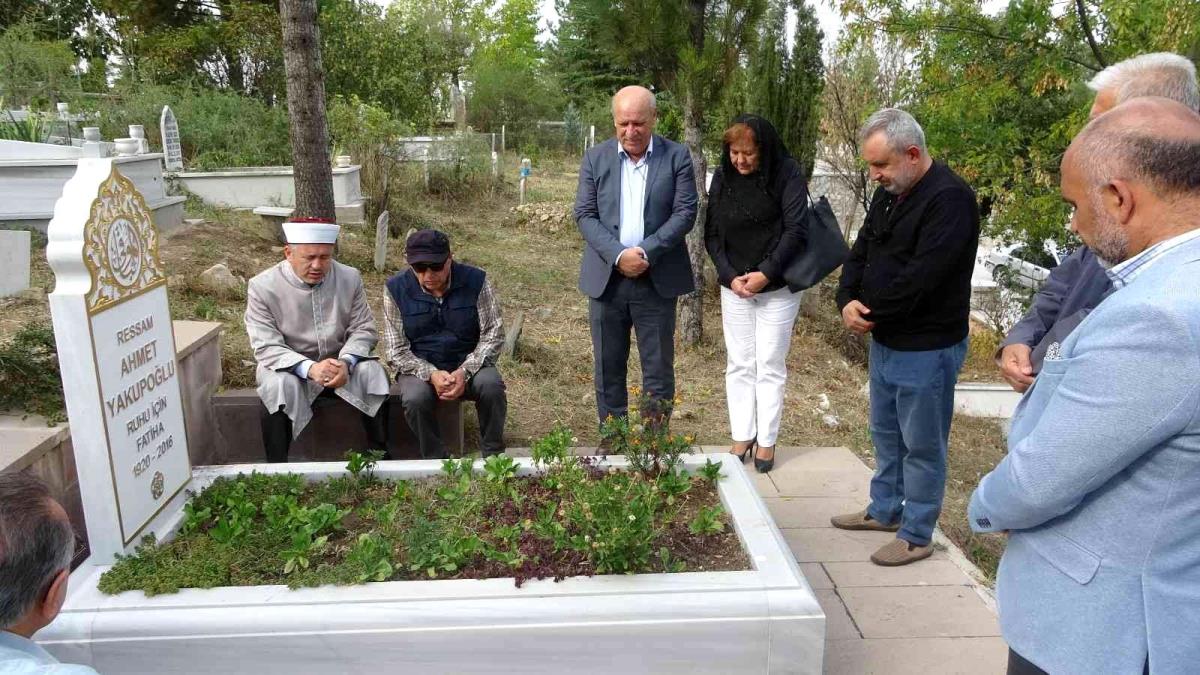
top-left (612, 86), bottom-right (656, 116)
top-left (1062, 97), bottom-right (1200, 265)
top-left (612, 86), bottom-right (657, 160)
top-left (1071, 97), bottom-right (1200, 195)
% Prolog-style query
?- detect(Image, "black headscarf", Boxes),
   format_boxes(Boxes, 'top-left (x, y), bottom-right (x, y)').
top-left (710, 114), bottom-right (794, 279)
top-left (718, 113), bottom-right (792, 196)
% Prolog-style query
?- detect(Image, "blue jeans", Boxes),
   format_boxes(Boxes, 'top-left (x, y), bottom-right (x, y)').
top-left (866, 338), bottom-right (967, 546)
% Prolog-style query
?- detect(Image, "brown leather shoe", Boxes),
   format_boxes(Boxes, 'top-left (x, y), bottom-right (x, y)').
top-left (870, 538), bottom-right (932, 566)
top-left (830, 508), bottom-right (900, 532)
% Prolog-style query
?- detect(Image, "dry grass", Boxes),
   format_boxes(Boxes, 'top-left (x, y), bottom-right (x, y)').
top-left (0, 153), bottom-right (1008, 579)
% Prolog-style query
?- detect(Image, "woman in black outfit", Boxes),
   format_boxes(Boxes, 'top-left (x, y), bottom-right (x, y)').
top-left (704, 114), bottom-right (810, 473)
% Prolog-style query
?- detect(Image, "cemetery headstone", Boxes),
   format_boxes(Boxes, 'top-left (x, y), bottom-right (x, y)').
top-left (0, 230), bottom-right (31, 298)
top-left (374, 210), bottom-right (390, 272)
top-left (501, 310), bottom-right (524, 360)
top-left (46, 158), bottom-right (193, 564)
top-left (160, 106), bottom-right (184, 172)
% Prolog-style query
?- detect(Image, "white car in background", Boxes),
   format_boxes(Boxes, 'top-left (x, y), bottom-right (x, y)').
top-left (979, 240), bottom-right (1065, 290)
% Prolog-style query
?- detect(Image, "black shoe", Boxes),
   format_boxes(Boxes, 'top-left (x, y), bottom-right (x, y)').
top-left (754, 446), bottom-right (775, 473)
top-left (730, 440), bottom-right (756, 463)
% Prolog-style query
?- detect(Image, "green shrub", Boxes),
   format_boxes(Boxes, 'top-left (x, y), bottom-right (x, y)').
top-left (70, 84), bottom-right (290, 169)
top-left (0, 323), bottom-right (65, 424)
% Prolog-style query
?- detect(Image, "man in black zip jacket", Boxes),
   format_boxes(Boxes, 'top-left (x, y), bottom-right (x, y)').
top-left (832, 108), bottom-right (980, 567)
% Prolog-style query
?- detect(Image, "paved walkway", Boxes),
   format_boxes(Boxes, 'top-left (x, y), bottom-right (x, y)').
top-left (704, 445), bottom-right (1007, 675)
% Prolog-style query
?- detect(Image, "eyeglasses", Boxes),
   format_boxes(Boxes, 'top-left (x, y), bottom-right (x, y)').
top-left (412, 261), bottom-right (446, 273)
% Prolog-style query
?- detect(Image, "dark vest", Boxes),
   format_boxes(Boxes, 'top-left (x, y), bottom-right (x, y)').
top-left (385, 262), bottom-right (486, 372)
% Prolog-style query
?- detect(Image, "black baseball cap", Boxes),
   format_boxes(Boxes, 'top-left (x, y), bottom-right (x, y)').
top-left (405, 229), bottom-right (450, 264)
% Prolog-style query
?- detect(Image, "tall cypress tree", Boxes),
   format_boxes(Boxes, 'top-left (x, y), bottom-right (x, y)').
top-left (743, 0), bottom-right (824, 177)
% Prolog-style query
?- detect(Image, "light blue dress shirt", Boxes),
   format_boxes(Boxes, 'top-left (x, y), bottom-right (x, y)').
top-left (0, 631), bottom-right (99, 674)
top-left (617, 137), bottom-right (654, 255)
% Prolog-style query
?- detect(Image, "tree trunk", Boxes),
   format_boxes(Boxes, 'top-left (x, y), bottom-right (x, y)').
top-left (280, 0), bottom-right (335, 221)
top-left (676, 0), bottom-right (709, 348)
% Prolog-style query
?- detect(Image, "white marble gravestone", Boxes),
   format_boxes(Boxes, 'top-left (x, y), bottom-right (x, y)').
top-left (373, 210), bottom-right (389, 272)
top-left (159, 106), bottom-right (183, 172)
top-left (0, 230), bottom-right (31, 297)
top-left (46, 158), bottom-right (192, 564)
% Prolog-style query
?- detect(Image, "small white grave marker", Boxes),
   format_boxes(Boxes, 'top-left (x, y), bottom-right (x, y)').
top-left (374, 210), bottom-right (390, 272)
top-left (47, 159), bottom-right (192, 563)
top-left (160, 106), bottom-right (183, 172)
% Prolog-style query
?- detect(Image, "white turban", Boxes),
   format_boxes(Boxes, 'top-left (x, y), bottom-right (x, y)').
top-left (282, 218), bottom-right (340, 244)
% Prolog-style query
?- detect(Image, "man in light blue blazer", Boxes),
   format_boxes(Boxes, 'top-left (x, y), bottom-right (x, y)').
top-left (573, 85), bottom-right (698, 427)
top-left (969, 97), bottom-right (1200, 675)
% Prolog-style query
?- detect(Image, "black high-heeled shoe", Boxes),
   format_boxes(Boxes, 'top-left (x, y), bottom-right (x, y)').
top-left (754, 446), bottom-right (775, 473)
top-left (730, 439), bottom-right (757, 463)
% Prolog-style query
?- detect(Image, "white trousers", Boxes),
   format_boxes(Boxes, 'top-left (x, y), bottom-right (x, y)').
top-left (720, 285), bottom-right (802, 447)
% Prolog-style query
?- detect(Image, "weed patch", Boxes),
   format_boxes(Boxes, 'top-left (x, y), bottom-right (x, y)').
top-left (98, 436), bottom-right (749, 595)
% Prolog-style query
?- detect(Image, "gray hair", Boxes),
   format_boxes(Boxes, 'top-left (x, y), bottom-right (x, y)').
top-left (1075, 99), bottom-right (1200, 197)
top-left (0, 473), bottom-right (75, 629)
top-left (1088, 53), bottom-right (1200, 111)
top-left (858, 108), bottom-right (927, 155)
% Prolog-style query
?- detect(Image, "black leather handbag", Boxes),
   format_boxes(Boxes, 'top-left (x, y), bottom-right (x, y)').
top-left (782, 194), bottom-right (850, 291)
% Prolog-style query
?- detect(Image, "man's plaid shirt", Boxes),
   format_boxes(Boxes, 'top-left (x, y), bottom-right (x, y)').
top-left (381, 272), bottom-right (504, 381)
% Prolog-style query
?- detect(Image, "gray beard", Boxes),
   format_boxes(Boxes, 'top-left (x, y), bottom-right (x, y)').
top-left (1087, 196), bottom-right (1130, 268)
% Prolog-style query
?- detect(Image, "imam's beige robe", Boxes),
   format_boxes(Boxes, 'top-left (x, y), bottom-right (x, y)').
top-left (244, 260), bottom-right (389, 437)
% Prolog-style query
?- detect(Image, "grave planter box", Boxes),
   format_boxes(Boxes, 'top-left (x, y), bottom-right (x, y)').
top-left (175, 165), bottom-right (365, 221)
top-left (41, 454), bottom-right (824, 674)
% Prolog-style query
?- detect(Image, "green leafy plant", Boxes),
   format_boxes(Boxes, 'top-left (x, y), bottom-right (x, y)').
top-left (689, 505), bottom-right (726, 536)
top-left (530, 422), bottom-right (574, 467)
top-left (283, 530), bottom-right (328, 574)
top-left (656, 468), bottom-right (692, 505)
top-left (345, 449), bottom-right (385, 480)
top-left (179, 501), bottom-right (213, 535)
top-left (346, 533), bottom-right (395, 582)
top-left (403, 517), bottom-right (482, 578)
top-left (483, 453), bottom-right (518, 484)
top-left (599, 396), bottom-right (696, 479)
top-left (441, 457), bottom-right (475, 480)
top-left (657, 546), bottom-right (685, 573)
top-left (698, 459), bottom-right (723, 484)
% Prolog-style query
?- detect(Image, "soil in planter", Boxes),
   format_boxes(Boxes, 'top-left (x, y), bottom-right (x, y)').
top-left (98, 454), bottom-right (751, 595)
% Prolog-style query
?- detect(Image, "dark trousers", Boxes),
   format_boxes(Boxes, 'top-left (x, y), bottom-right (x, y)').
top-left (1007, 649), bottom-right (1149, 675)
top-left (588, 275), bottom-right (677, 424)
top-left (260, 388), bottom-right (390, 463)
top-left (393, 366), bottom-right (507, 459)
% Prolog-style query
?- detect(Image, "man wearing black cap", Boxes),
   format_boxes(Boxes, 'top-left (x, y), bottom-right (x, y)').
top-left (382, 230), bottom-right (507, 458)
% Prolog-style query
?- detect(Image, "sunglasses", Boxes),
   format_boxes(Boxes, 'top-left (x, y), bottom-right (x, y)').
top-left (412, 261), bottom-right (446, 273)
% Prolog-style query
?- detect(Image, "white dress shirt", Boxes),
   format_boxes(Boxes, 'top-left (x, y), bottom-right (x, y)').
top-left (617, 137), bottom-right (654, 255)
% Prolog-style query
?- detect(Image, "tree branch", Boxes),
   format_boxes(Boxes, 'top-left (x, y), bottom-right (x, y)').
top-left (861, 15), bottom-right (1102, 72)
top-left (1074, 0), bottom-right (1106, 68)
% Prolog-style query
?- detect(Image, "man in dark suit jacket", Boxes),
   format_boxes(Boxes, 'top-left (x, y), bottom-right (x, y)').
top-left (573, 85), bottom-right (698, 427)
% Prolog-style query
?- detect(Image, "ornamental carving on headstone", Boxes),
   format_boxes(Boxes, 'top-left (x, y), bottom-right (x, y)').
top-left (83, 166), bottom-right (167, 314)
